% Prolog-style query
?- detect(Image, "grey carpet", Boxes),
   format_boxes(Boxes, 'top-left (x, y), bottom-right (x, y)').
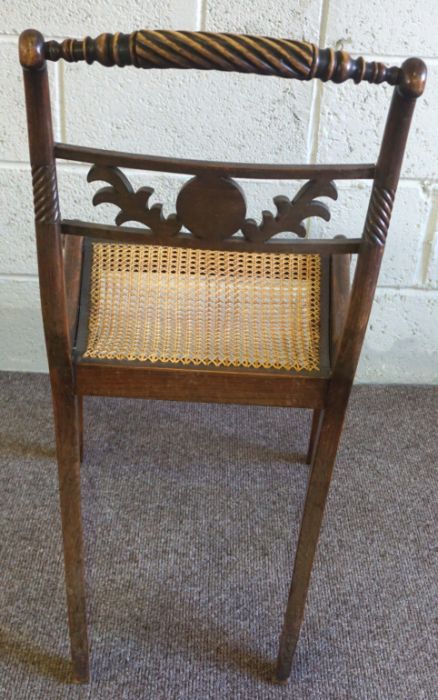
top-left (0, 372), bottom-right (436, 700)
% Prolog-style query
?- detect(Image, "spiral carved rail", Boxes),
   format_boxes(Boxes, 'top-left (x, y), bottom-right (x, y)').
top-left (44, 30), bottom-right (401, 87)
top-left (363, 185), bottom-right (395, 246)
top-left (31, 165), bottom-right (60, 223)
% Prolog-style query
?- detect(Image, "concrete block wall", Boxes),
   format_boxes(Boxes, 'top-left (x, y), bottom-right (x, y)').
top-left (0, 1), bottom-right (437, 381)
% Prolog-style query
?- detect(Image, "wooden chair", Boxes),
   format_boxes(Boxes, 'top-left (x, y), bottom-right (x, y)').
top-left (19, 28), bottom-right (426, 684)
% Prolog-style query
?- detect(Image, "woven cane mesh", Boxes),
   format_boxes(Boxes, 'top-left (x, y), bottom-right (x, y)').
top-left (83, 243), bottom-right (321, 372)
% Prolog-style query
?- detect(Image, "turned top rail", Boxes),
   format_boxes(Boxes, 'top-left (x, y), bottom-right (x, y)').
top-left (19, 29), bottom-right (426, 98)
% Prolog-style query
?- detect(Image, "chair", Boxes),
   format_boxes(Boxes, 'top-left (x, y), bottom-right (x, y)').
top-left (19, 28), bottom-right (426, 684)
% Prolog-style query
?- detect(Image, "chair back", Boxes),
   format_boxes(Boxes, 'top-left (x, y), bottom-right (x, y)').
top-left (19, 28), bottom-right (426, 381)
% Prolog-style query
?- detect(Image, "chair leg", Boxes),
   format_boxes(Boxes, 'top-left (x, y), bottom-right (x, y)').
top-left (276, 400), bottom-right (347, 682)
top-left (52, 385), bottom-right (89, 683)
top-left (76, 395), bottom-right (84, 462)
top-left (306, 409), bottom-right (322, 464)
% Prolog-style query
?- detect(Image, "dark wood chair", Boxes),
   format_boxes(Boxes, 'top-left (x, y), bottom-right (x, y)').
top-left (19, 28), bottom-right (426, 684)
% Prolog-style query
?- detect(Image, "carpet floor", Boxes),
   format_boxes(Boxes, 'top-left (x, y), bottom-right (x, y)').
top-left (0, 372), bottom-right (436, 699)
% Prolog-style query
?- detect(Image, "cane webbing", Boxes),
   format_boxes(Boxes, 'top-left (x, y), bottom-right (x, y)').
top-left (83, 243), bottom-right (321, 372)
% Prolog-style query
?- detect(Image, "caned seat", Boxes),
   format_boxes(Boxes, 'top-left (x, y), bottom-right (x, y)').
top-left (80, 242), bottom-right (323, 372)
top-left (20, 26), bottom-right (425, 686)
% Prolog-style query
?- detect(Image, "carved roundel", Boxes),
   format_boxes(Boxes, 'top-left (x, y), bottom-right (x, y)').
top-left (176, 175), bottom-right (247, 240)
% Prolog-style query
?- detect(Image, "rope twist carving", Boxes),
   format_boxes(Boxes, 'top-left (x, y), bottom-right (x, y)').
top-left (44, 31), bottom-right (401, 87)
top-left (31, 165), bottom-right (60, 223)
top-left (363, 186), bottom-right (394, 246)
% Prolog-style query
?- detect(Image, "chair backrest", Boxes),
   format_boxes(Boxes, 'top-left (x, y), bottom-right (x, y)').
top-left (19, 28), bottom-right (426, 383)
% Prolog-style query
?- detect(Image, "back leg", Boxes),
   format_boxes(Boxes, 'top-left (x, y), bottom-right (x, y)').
top-left (52, 385), bottom-right (89, 682)
top-left (76, 395), bottom-right (84, 462)
top-left (306, 409), bottom-right (322, 464)
top-left (276, 399), bottom-right (348, 682)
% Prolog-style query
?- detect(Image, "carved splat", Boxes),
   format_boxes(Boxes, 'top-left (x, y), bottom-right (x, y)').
top-left (176, 175), bottom-right (247, 240)
top-left (87, 165), bottom-right (181, 237)
top-left (88, 165), bottom-right (338, 243)
top-left (241, 180), bottom-right (338, 242)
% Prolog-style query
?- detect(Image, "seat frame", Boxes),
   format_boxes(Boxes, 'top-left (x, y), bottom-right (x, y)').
top-left (19, 28), bottom-right (426, 684)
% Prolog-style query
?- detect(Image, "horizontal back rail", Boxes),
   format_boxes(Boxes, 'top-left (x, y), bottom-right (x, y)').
top-left (42, 30), bottom-right (402, 90)
top-left (55, 143), bottom-right (376, 180)
top-left (61, 220), bottom-right (362, 255)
